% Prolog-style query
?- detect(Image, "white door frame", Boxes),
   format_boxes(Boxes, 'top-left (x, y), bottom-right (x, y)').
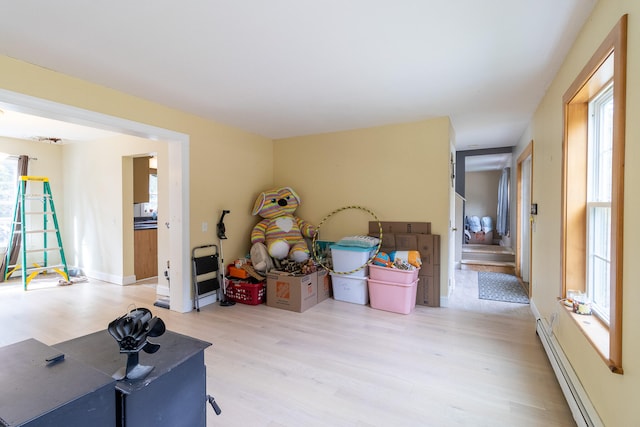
top-left (0, 89), bottom-right (193, 313)
top-left (454, 192), bottom-right (465, 269)
top-left (447, 147), bottom-right (457, 305)
top-left (516, 141), bottom-right (533, 294)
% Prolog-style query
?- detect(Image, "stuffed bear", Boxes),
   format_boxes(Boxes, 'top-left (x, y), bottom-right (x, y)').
top-left (251, 187), bottom-right (316, 266)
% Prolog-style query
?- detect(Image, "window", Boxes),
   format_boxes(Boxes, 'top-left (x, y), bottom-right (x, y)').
top-left (561, 16), bottom-right (626, 373)
top-left (586, 83), bottom-right (613, 324)
top-left (142, 173), bottom-right (158, 216)
top-left (0, 155), bottom-right (18, 249)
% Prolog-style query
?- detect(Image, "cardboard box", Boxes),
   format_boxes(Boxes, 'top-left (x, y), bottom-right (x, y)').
top-left (393, 233), bottom-right (419, 251)
top-left (266, 271), bottom-right (317, 313)
top-left (378, 233), bottom-right (395, 252)
top-left (417, 234), bottom-right (440, 276)
top-left (418, 266), bottom-right (440, 307)
top-left (369, 221), bottom-right (431, 235)
top-left (317, 269), bottom-right (332, 303)
top-left (370, 222), bottom-right (433, 254)
top-left (374, 233), bottom-right (440, 275)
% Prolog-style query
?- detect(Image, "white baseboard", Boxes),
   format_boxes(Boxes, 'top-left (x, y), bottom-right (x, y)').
top-left (529, 298), bottom-right (541, 319)
top-left (122, 275), bottom-right (137, 286)
top-left (535, 314), bottom-right (604, 427)
top-left (84, 269), bottom-right (131, 286)
top-left (196, 292), bottom-right (217, 309)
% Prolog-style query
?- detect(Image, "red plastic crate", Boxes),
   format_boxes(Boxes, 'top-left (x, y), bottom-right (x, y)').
top-left (225, 280), bottom-right (265, 305)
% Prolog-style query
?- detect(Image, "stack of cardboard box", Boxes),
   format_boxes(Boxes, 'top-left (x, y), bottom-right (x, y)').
top-left (369, 221), bottom-right (440, 307)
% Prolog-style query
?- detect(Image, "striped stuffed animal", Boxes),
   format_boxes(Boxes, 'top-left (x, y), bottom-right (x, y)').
top-left (251, 187), bottom-right (316, 263)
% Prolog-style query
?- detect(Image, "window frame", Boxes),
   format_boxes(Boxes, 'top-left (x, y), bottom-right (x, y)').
top-left (561, 15), bottom-right (627, 374)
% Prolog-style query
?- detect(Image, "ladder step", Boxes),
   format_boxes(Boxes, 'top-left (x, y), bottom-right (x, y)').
top-left (26, 247), bottom-right (62, 253)
top-left (11, 229), bottom-right (60, 234)
top-left (24, 195), bottom-right (52, 200)
top-left (8, 264), bottom-right (66, 273)
top-left (20, 176), bottom-right (49, 182)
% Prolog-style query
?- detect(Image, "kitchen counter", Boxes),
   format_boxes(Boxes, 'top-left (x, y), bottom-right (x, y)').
top-left (134, 219), bottom-right (158, 230)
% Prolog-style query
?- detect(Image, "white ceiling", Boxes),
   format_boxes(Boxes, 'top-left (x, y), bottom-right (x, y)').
top-left (0, 1), bottom-right (596, 149)
top-left (0, 109), bottom-right (120, 144)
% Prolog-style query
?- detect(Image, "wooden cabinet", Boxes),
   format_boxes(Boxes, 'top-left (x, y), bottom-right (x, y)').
top-left (133, 157), bottom-right (150, 203)
top-left (134, 228), bottom-right (157, 279)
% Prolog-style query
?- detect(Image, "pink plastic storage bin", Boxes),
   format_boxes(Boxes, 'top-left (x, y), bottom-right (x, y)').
top-left (369, 264), bottom-right (419, 284)
top-left (367, 278), bottom-right (419, 314)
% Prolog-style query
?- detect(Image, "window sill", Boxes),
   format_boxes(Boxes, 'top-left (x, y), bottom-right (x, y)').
top-left (560, 301), bottom-right (622, 374)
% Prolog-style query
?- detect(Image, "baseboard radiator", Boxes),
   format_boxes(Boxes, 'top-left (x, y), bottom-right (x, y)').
top-left (536, 318), bottom-right (604, 427)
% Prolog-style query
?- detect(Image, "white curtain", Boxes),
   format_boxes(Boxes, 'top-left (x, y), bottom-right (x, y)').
top-left (497, 167), bottom-right (510, 236)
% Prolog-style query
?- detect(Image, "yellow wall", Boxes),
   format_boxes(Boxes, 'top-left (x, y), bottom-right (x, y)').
top-left (273, 118), bottom-right (452, 302)
top-left (61, 136), bottom-right (168, 283)
top-left (518, 1), bottom-right (640, 424)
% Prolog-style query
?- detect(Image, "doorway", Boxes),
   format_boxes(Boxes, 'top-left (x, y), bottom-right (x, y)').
top-left (456, 150), bottom-right (515, 274)
top-left (0, 89), bottom-right (193, 313)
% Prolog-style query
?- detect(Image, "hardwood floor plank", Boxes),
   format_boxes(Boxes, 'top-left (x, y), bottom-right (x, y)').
top-left (0, 271), bottom-right (575, 426)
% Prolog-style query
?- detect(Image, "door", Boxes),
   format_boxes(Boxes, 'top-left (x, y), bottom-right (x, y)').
top-left (516, 142), bottom-right (533, 294)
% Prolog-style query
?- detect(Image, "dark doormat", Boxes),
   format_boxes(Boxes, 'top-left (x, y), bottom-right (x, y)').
top-left (478, 272), bottom-right (529, 304)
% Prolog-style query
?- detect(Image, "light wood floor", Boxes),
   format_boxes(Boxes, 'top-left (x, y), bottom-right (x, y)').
top-left (0, 271), bottom-right (575, 427)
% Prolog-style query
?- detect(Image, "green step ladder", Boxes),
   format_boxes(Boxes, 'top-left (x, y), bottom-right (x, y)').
top-left (4, 176), bottom-right (69, 289)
